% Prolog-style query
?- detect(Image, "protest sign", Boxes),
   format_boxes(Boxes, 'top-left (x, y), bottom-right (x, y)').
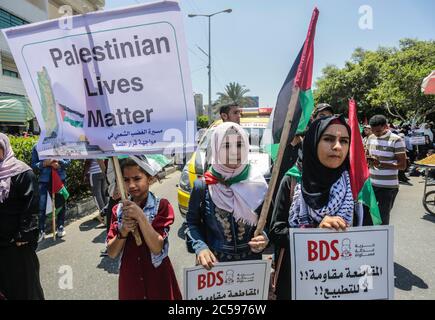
top-left (3, 1), bottom-right (196, 159)
top-left (290, 226), bottom-right (394, 300)
top-left (184, 260), bottom-right (271, 300)
top-left (410, 133), bottom-right (426, 145)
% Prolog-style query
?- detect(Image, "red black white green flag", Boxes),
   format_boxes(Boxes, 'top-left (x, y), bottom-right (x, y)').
top-left (348, 99), bottom-right (382, 225)
top-left (262, 8), bottom-right (319, 197)
top-left (46, 168), bottom-right (69, 217)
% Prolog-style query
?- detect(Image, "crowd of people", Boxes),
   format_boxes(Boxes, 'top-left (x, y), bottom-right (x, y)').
top-left (0, 101), bottom-right (424, 300)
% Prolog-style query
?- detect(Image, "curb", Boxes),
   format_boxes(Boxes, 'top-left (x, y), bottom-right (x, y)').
top-left (164, 165), bottom-right (177, 175)
top-left (44, 196), bottom-right (98, 231)
top-left (66, 196), bottom-right (98, 222)
top-left (157, 165), bottom-right (178, 179)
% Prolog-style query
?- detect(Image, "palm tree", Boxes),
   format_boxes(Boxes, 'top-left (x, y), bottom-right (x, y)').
top-left (214, 82), bottom-right (253, 114)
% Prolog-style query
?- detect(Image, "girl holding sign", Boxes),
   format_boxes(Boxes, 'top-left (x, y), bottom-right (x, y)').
top-left (269, 115), bottom-right (354, 300)
top-left (186, 122), bottom-right (270, 270)
top-left (106, 156), bottom-right (182, 300)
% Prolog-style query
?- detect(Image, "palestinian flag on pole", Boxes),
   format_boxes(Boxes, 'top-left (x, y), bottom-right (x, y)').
top-left (255, 8), bottom-right (320, 234)
top-left (52, 168), bottom-right (69, 201)
top-left (264, 8), bottom-right (319, 163)
top-left (58, 103), bottom-right (84, 128)
top-left (348, 99), bottom-right (382, 225)
top-left (45, 169), bottom-right (69, 218)
top-left (52, 168), bottom-right (69, 207)
top-left (261, 7), bottom-right (318, 203)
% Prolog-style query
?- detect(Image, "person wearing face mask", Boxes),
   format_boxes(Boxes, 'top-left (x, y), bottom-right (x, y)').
top-left (269, 115), bottom-right (354, 300)
top-left (185, 122), bottom-right (270, 270)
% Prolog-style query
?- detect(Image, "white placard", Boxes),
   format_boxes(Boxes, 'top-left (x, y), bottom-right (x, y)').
top-left (290, 226), bottom-right (394, 300)
top-left (3, 1), bottom-right (196, 159)
top-left (410, 136), bottom-right (426, 145)
top-left (184, 260), bottom-right (271, 300)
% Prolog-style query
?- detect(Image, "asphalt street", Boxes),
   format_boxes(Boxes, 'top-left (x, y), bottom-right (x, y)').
top-left (37, 172), bottom-right (435, 300)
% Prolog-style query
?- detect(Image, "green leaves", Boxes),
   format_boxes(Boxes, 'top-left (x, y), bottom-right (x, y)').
top-left (8, 135), bottom-right (90, 201)
top-left (8, 135), bottom-right (38, 164)
top-left (197, 115), bottom-right (209, 128)
top-left (314, 39), bottom-right (435, 120)
top-left (215, 82), bottom-right (253, 110)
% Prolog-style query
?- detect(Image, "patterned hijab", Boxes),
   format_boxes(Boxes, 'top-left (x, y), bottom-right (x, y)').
top-left (0, 133), bottom-right (31, 203)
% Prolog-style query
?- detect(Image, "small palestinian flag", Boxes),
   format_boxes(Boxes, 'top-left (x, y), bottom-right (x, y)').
top-left (52, 168), bottom-right (69, 200)
top-left (46, 169), bottom-right (69, 218)
top-left (58, 103), bottom-right (84, 128)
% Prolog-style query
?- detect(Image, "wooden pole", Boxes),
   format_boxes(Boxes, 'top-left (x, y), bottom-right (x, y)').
top-left (111, 157), bottom-right (142, 246)
top-left (255, 86), bottom-right (301, 236)
top-left (52, 173), bottom-right (56, 241)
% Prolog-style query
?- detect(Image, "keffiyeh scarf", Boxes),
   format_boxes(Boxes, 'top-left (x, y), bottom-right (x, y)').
top-left (289, 171), bottom-right (354, 227)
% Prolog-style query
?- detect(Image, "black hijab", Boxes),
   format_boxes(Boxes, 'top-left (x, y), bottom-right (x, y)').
top-left (301, 115), bottom-right (351, 209)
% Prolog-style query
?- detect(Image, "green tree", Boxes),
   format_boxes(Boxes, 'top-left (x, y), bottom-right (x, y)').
top-left (314, 39), bottom-right (435, 121)
top-left (370, 39), bottom-right (435, 122)
top-left (197, 115), bottom-right (209, 128)
top-left (214, 82), bottom-right (253, 114)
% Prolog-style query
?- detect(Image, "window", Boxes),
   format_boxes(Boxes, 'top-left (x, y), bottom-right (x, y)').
top-left (0, 8), bottom-right (28, 29)
top-left (2, 69), bottom-right (19, 78)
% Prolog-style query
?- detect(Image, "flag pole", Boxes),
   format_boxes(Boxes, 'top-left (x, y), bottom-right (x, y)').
top-left (111, 156), bottom-right (142, 246)
top-left (51, 168), bottom-right (56, 241)
top-left (254, 7), bottom-right (319, 236)
top-left (255, 86), bottom-right (300, 236)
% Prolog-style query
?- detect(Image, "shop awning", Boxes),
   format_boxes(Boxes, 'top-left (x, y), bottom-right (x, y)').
top-left (0, 95), bottom-right (35, 125)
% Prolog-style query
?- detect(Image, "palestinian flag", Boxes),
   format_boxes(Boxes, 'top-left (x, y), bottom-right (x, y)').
top-left (260, 8), bottom-right (318, 203)
top-left (348, 99), bottom-right (382, 225)
top-left (265, 8), bottom-right (319, 163)
top-left (45, 169), bottom-right (69, 218)
top-left (52, 168), bottom-right (69, 200)
top-left (58, 103), bottom-right (84, 128)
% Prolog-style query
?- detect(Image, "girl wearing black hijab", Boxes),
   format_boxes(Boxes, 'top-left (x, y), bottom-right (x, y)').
top-left (269, 115), bottom-right (354, 300)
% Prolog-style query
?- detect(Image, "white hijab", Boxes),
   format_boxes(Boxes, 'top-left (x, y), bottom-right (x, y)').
top-left (208, 122), bottom-right (268, 226)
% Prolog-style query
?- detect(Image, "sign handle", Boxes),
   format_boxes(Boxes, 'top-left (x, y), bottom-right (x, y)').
top-left (255, 86), bottom-right (301, 236)
top-left (111, 157), bottom-right (142, 246)
top-left (52, 180), bottom-right (56, 241)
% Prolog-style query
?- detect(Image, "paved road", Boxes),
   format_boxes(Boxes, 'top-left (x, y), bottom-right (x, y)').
top-left (37, 172), bottom-right (435, 299)
top-left (37, 171), bottom-right (194, 299)
top-left (390, 176), bottom-right (435, 299)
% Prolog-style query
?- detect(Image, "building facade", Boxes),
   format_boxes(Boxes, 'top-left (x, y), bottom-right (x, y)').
top-left (0, 0), bottom-right (104, 133)
top-left (194, 93), bottom-right (203, 116)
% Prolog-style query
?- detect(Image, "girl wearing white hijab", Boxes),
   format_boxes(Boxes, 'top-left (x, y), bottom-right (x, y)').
top-left (186, 122), bottom-right (269, 270)
top-left (0, 133), bottom-right (44, 299)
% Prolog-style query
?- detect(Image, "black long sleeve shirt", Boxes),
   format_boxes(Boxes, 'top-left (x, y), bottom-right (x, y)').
top-left (0, 170), bottom-right (39, 248)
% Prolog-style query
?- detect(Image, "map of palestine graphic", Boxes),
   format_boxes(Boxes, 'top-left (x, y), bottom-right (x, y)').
top-left (37, 66), bottom-right (59, 140)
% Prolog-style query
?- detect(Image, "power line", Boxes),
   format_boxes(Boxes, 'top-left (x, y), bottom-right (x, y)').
top-left (191, 66), bottom-right (207, 73)
top-left (188, 47), bottom-right (207, 63)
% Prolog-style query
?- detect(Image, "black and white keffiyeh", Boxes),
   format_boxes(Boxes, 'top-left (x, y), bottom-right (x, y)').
top-left (289, 171), bottom-right (354, 227)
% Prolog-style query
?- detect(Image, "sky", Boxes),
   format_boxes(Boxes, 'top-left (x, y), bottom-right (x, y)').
top-left (105, 0), bottom-right (435, 108)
